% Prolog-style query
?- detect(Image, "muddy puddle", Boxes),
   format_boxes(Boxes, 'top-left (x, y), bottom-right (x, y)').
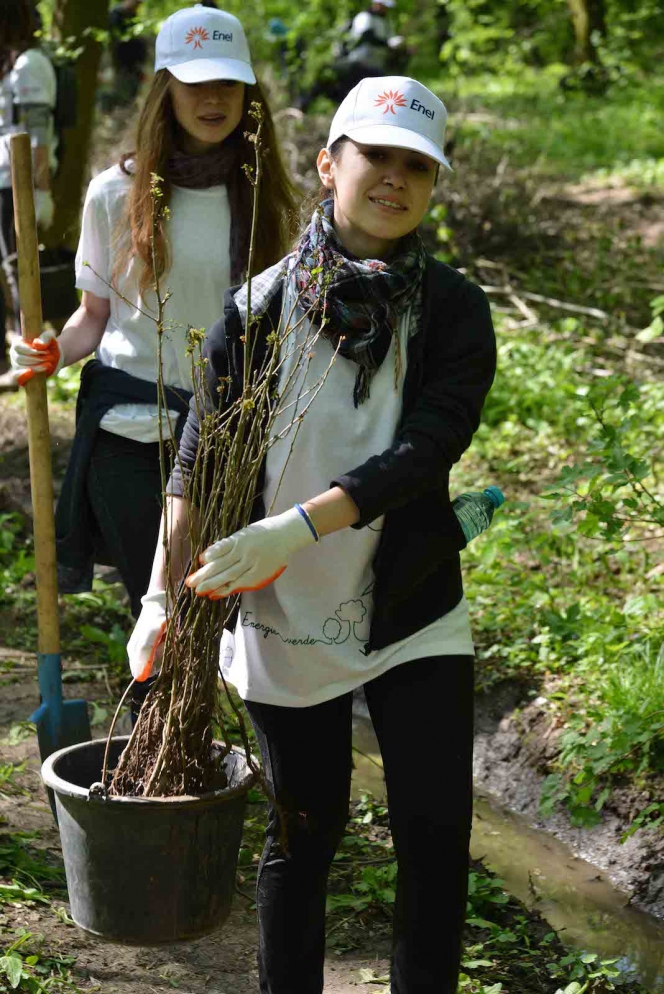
top-left (351, 711), bottom-right (664, 993)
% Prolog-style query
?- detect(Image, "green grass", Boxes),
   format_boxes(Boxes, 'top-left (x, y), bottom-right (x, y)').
top-left (450, 305), bottom-right (664, 829)
top-left (433, 67), bottom-right (664, 184)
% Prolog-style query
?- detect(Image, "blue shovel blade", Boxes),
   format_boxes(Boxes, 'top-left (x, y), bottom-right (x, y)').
top-left (30, 652), bottom-right (91, 761)
top-left (31, 699), bottom-right (91, 760)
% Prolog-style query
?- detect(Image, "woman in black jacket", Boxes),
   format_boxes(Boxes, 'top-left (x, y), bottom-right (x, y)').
top-left (130, 75), bottom-right (496, 994)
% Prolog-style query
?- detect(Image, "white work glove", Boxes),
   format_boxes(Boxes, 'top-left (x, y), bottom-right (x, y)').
top-left (34, 189), bottom-right (54, 230)
top-left (10, 329), bottom-right (64, 386)
top-left (127, 590), bottom-right (167, 682)
top-left (186, 506), bottom-right (319, 600)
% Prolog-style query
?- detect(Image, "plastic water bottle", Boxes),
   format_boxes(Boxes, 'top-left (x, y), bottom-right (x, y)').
top-left (452, 486), bottom-right (505, 544)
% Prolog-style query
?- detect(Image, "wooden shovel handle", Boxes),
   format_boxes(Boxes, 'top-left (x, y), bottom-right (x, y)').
top-left (11, 133), bottom-right (60, 655)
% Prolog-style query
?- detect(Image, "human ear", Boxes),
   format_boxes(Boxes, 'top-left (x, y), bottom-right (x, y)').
top-left (317, 148), bottom-right (335, 190)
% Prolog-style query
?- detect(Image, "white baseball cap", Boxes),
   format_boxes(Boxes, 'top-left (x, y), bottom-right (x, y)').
top-left (155, 5), bottom-right (256, 85)
top-left (373, 0), bottom-right (396, 7)
top-left (327, 76), bottom-right (452, 170)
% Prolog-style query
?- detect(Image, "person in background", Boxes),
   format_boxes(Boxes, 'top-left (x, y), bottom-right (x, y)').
top-left (340, 0), bottom-right (407, 89)
top-left (0, 0), bottom-right (56, 385)
top-left (11, 5), bottom-right (299, 721)
top-left (346, 0), bottom-right (397, 71)
top-left (299, 0), bottom-right (405, 110)
top-left (108, 0), bottom-right (147, 107)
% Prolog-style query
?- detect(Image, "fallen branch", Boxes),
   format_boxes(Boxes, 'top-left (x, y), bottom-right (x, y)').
top-left (481, 284), bottom-right (610, 321)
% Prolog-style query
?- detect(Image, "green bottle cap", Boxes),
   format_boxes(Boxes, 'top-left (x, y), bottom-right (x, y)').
top-left (484, 486), bottom-right (505, 508)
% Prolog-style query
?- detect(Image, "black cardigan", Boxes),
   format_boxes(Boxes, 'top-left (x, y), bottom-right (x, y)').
top-left (169, 256), bottom-right (497, 653)
top-left (56, 359), bottom-right (192, 593)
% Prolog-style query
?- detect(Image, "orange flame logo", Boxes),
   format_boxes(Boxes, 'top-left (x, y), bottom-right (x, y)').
top-left (374, 90), bottom-right (407, 115)
top-left (185, 26), bottom-right (210, 50)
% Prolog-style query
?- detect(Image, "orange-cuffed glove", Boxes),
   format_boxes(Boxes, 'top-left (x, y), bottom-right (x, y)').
top-left (10, 330), bottom-right (64, 386)
top-left (127, 590), bottom-right (167, 683)
top-left (186, 506), bottom-right (319, 600)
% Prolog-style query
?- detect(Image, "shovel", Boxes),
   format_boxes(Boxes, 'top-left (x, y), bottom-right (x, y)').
top-left (10, 133), bottom-right (90, 762)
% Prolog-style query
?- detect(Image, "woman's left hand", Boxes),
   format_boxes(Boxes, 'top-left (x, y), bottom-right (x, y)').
top-left (10, 330), bottom-right (64, 386)
top-left (186, 506), bottom-right (318, 600)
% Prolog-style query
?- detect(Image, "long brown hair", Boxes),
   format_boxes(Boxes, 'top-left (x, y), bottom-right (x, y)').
top-left (0, 0), bottom-right (37, 75)
top-left (116, 70), bottom-right (300, 295)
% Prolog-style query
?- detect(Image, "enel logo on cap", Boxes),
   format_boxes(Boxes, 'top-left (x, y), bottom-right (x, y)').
top-left (374, 89), bottom-right (435, 120)
top-left (185, 27), bottom-right (209, 49)
top-left (374, 90), bottom-right (408, 115)
top-left (185, 26), bottom-right (234, 48)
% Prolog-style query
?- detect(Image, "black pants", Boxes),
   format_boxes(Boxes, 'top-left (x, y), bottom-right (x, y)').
top-left (245, 653), bottom-right (475, 994)
top-left (87, 428), bottom-right (167, 720)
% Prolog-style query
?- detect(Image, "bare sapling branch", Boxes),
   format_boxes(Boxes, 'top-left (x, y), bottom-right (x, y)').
top-left (105, 112), bottom-right (340, 800)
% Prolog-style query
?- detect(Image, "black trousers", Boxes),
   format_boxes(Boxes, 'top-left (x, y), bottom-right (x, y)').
top-left (87, 428), bottom-right (166, 720)
top-left (87, 428), bottom-right (166, 618)
top-left (245, 653), bottom-right (475, 994)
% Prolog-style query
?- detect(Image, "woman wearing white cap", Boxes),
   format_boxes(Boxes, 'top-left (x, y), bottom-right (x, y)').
top-left (11, 5), bottom-right (298, 720)
top-left (132, 76), bottom-right (496, 991)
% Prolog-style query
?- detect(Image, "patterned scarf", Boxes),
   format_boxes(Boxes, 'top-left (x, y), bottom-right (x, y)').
top-left (167, 133), bottom-right (251, 285)
top-left (293, 199), bottom-right (426, 406)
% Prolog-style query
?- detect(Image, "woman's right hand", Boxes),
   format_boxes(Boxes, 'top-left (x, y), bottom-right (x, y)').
top-left (10, 330), bottom-right (65, 386)
top-left (127, 590), bottom-right (168, 683)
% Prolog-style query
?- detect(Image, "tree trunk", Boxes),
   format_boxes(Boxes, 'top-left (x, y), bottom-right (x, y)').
top-left (566, 0), bottom-right (607, 64)
top-left (44, 0), bottom-right (108, 252)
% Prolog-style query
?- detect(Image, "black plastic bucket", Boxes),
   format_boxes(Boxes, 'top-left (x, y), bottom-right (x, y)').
top-left (38, 248), bottom-right (79, 323)
top-left (41, 736), bottom-right (255, 945)
top-left (3, 247), bottom-right (78, 325)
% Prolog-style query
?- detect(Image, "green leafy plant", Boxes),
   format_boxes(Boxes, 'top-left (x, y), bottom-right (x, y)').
top-left (0, 763), bottom-right (28, 799)
top-left (1, 724), bottom-right (36, 748)
top-left (466, 871), bottom-right (510, 918)
top-left (548, 951), bottom-right (623, 991)
top-left (45, 364), bottom-right (82, 405)
top-left (0, 833), bottom-right (65, 894)
top-left (76, 624), bottom-right (127, 668)
top-left (0, 934), bottom-right (83, 994)
top-left (621, 801), bottom-right (664, 842)
top-left (544, 379), bottom-right (664, 543)
top-left (539, 640), bottom-right (664, 826)
top-left (635, 293), bottom-right (664, 344)
top-left (0, 515), bottom-right (35, 604)
top-left (0, 884), bottom-right (50, 907)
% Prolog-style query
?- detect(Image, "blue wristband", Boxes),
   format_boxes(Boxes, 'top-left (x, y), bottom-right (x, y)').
top-left (294, 503), bottom-right (320, 543)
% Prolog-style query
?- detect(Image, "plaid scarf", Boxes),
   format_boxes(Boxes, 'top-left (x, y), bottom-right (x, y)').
top-left (293, 199), bottom-right (426, 406)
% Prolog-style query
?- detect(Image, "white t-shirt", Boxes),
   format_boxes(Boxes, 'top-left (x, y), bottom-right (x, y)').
top-left (221, 279), bottom-right (474, 707)
top-left (75, 164), bottom-right (232, 442)
top-left (0, 49), bottom-right (57, 189)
